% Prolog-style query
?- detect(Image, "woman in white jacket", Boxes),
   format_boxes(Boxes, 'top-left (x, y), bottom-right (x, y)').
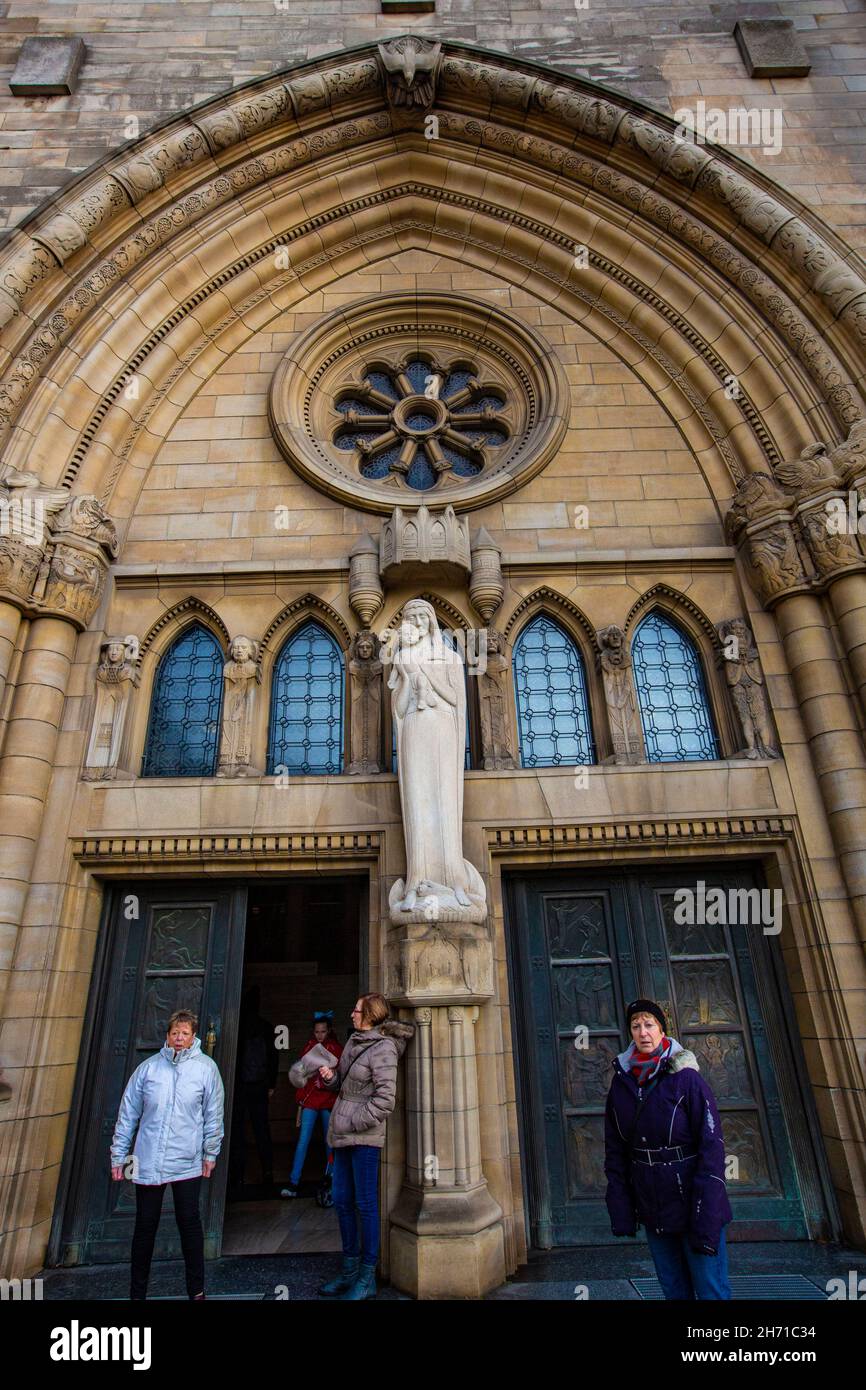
top-left (110, 1009), bottom-right (225, 1300)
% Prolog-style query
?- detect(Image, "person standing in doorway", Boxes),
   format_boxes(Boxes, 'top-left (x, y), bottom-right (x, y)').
top-left (229, 985), bottom-right (279, 1195)
top-left (110, 1009), bottom-right (225, 1301)
top-left (604, 998), bottom-right (733, 1300)
top-left (281, 1010), bottom-right (343, 1199)
top-left (317, 993), bottom-right (414, 1301)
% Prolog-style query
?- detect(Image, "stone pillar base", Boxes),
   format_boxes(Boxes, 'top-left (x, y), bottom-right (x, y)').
top-left (390, 1215), bottom-right (504, 1300)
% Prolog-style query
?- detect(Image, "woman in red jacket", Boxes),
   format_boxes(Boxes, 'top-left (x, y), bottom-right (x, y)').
top-left (281, 1012), bottom-right (343, 1198)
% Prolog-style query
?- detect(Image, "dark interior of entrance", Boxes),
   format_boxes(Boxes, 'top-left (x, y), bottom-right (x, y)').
top-left (222, 877), bottom-right (362, 1256)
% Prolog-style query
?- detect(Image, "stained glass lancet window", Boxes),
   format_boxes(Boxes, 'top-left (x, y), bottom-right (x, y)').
top-left (141, 623), bottom-right (224, 777)
top-left (513, 614), bottom-right (595, 767)
top-left (268, 620), bottom-right (344, 775)
top-left (632, 611), bottom-right (719, 762)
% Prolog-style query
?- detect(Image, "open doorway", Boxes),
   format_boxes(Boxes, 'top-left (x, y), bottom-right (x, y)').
top-left (222, 876), bottom-right (364, 1256)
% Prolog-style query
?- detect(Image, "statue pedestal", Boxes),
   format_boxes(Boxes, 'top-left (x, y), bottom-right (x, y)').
top-left (388, 1002), bottom-right (506, 1299)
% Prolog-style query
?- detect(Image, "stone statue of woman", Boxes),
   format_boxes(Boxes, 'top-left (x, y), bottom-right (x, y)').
top-left (387, 598), bottom-right (486, 923)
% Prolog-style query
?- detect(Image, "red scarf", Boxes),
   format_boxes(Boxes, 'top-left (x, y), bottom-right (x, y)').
top-left (629, 1035), bottom-right (670, 1086)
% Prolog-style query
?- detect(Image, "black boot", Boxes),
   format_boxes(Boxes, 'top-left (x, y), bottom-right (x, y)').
top-left (319, 1255), bottom-right (360, 1296)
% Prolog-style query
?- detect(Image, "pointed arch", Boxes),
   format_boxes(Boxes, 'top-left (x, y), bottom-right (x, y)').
top-left (3, 36), bottom-right (865, 538)
top-left (139, 596), bottom-right (230, 659)
top-left (503, 587), bottom-right (598, 653)
top-left (259, 595), bottom-right (352, 662)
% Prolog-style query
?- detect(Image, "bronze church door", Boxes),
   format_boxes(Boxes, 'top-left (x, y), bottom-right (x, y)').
top-left (56, 881), bottom-right (246, 1265)
top-left (507, 866), bottom-right (831, 1248)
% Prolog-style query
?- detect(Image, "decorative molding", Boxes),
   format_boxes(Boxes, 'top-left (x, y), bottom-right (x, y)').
top-left (139, 597), bottom-right (230, 656)
top-left (502, 586), bottom-right (598, 651)
top-left (622, 583), bottom-right (722, 648)
top-left (258, 593), bottom-right (352, 658)
top-left (488, 816), bottom-right (795, 854)
top-left (72, 830), bottom-right (381, 865)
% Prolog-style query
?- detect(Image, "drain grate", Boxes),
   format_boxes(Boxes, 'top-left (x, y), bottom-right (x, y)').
top-left (632, 1274), bottom-right (827, 1300)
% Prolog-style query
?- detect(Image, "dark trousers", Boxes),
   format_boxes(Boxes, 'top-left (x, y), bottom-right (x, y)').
top-left (229, 1081), bottom-right (273, 1184)
top-left (332, 1144), bottom-right (381, 1266)
top-left (130, 1176), bottom-right (205, 1300)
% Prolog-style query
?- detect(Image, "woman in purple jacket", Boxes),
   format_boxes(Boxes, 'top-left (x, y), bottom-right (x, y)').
top-left (604, 998), bottom-right (733, 1300)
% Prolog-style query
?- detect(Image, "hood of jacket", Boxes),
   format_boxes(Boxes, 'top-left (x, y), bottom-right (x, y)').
top-left (347, 1019), bottom-right (415, 1057)
top-left (615, 1037), bottom-right (700, 1075)
top-left (160, 1036), bottom-right (203, 1066)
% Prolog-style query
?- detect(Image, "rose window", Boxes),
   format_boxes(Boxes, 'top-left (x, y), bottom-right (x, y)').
top-left (333, 357), bottom-right (510, 492)
top-left (269, 292), bottom-right (569, 513)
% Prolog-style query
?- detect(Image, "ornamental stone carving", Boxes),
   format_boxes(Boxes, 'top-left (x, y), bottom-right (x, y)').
top-left (348, 629), bottom-right (384, 775)
top-left (387, 598), bottom-right (487, 925)
top-left (716, 619), bottom-right (779, 760)
top-left (596, 624), bottom-right (644, 764)
top-left (725, 472), bottom-right (808, 606)
top-left (797, 503), bottom-right (863, 579)
top-left (468, 527), bottom-right (504, 623)
top-left (476, 628), bottom-right (516, 771)
top-left (385, 919), bottom-right (494, 1005)
top-left (348, 533), bottom-right (384, 627)
top-left (217, 636), bottom-right (262, 777)
top-left (381, 504), bottom-right (471, 586)
top-left (82, 636), bottom-right (140, 780)
top-left (0, 466), bottom-right (69, 609)
top-left (378, 36), bottom-right (442, 111)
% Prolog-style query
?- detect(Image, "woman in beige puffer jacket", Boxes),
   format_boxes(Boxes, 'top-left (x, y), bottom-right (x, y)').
top-left (317, 993), bottom-right (414, 1300)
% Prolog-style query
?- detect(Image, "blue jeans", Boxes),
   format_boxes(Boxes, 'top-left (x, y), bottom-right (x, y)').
top-left (331, 1145), bottom-right (381, 1266)
top-left (646, 1227), bottom-right (732, 1300)
top-left (289, 1106), bottom-right (333, 1186)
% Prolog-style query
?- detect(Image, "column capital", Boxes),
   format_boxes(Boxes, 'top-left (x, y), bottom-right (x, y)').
top-left (0, 475), bottom-right (118, 629)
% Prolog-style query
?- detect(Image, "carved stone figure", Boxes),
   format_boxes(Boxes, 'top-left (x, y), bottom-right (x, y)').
top-left (744, 523), bottom-right (805, 601)
top-left (0, 466), bottom-right (70, 606)
top-left (724, 471), bottom-right (790, 541)
top-left (42, 543), bottom-right (104, 623)
top-left (385, 918), bottom-right (494, 1002)
top-left (387, 598), bottom-right (486, 924)
top-left (798, 504), bottom-right (863, 577)
top-left (82, 636), bottom-right (140, 780)
top-left (348, 628), bottom-right (383, 775)
top-left (217, 635), bottom-right (261, 776)
top-left (775, 441), bottom-right (839, 496)
top-left (831, 418), bottom-right (866, 485)
top-left (476, 628), bottom-right (515, 770)
top-left (53, 492), bottom-right (119, 557)
top-left (378, 36), bottom-right (442, 111)
top-left (716, 619), bottom-right (779, 759)
top-left (597, 624), bottom-right (643, 764)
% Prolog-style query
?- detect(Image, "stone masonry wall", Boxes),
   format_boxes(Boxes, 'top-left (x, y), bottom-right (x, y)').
top-left (0, 0), bottom-right (864, 246)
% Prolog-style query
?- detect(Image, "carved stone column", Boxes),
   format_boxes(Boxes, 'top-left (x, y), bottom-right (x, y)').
top-left (726, 470), bottom-right (866, 945)
top-left (0, 492), bottom-right (117, 1021)
top-left (0, 600), bottom-right (21, 719)
top-left (387, 989), bottom-right (505, 1298)
top-left (777, 432), bottom-right (866, 727)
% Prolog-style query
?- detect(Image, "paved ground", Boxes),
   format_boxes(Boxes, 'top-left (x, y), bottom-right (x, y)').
top-left (37, 1240), bottom-right (866, 1301)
